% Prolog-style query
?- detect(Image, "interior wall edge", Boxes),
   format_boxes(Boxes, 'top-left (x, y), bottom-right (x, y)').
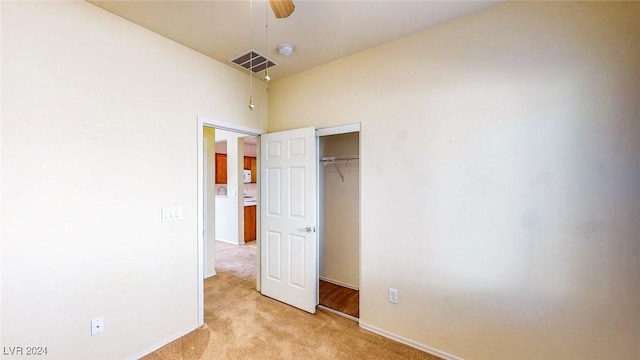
top-left (129, 324), bottom-right (199, 360)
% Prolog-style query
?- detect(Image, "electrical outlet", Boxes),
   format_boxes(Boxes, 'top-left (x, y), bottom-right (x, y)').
top-left (91, 316), bottom-right (104, 336)
top-left (389, 288), bottom-right (399, 304)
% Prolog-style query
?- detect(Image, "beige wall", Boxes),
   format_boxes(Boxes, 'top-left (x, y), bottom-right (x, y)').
top-left (269, 2), bottom-right (640, 359)
top-left (1, 2), bottom-right (265, 359)
top-left (319, 133), bottom-right (360, 289)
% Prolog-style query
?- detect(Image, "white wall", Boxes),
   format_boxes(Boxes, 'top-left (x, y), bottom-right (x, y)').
top-left (320, 133), bottom-right (360, 289)
top-left (214, 130), bottom-right (244, 245)
top-left (0, 1), bottom-right (4, 347)
top-left (215, 141), bottom-right (227, 154)
top-left (244, 142), bottom-right (257, 157)
top-left (1, 2), bottom-right (266, 359)
top-left (268, 2), bottom-right (640, 359)
top-left (213, 133), bottom-right (256, 244)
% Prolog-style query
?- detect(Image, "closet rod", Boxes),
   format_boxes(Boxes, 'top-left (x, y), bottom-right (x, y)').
top-left (319, 155), bottom-right (359, 163)
top-left (319, 155), bottom-right (359, 182)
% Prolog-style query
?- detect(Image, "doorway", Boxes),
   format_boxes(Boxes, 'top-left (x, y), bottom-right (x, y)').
top-left (211, 131), bottom-right (258, 247)
top-left (207, 128), bottom-right (259, 273)
top-left (198, 118), bottom-right (361, 323)
top-left (318, 131), bottom-right (360, 320)
top-left (197, 117), bottom-right (264, 325)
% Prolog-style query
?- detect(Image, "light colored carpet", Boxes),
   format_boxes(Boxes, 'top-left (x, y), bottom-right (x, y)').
top-left (142, 241), bottom-right (440, 360)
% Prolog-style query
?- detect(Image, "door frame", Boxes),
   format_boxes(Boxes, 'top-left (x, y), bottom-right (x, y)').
top-left (316, 123), bottom-right (361, 316)
top-left (196, 117), bottom-right (360, 325)
top-left (316, 123), bottom-right (360, 137)
top-left (196, 115), bottom-right (265, 326)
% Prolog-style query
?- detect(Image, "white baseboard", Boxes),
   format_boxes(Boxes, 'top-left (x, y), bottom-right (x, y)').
top-left (129, 323), bottom-right (199, 360)
top-left (205, 270), bottom-right (217, 279)
top-left (319, 276), bottom-right (359, 290)
top-left (317, 305), bottom-right (359, 322)
top-left (215, 238), bottom-right (239, 245)
top-left (359, 322), bottom-right (464, 360)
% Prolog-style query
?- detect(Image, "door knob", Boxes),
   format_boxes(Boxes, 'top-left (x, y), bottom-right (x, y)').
top-left (298, 226), bottom-right (315, 233)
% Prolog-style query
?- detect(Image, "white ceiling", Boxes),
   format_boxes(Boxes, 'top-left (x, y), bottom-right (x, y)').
top-left (89, 0), bottom-right (499, 81)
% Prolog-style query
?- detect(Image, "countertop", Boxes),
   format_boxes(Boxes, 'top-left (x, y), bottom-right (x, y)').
top-left (215, 194), bottom-right (256, 206)
top-left (243, 196), bottom-right (257, 206)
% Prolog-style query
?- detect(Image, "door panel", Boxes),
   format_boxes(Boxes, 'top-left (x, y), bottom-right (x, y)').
top-left (260, 127), bottom-right (317, 314)
top-left (266, 231), bottom-right (282, 280)
top-left (266, 168), bottom-right (282, 215)
top-left (289, 167), bottom-right (305, 218)
top-left (289, 234), bottom-right (306, 288)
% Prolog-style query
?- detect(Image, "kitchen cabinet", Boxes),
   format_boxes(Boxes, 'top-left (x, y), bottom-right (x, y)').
top-left (243, 156), bottom-right (257, 183)
top-left (216, 154), bottom-right (255, 185)
top-left (244, 205), bottom-right (256, 242)
top-left (215, 153), bottom-right (227, 184)
top-left (250, 157), bottom-right (257, 183)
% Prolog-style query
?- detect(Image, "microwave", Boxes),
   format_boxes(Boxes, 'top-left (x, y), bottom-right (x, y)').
top-left (243, 170), bottom-right (251, 183)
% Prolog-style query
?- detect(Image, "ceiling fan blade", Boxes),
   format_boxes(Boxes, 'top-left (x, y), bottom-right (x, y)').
top-left (268, 0), bottom-right (295, 19)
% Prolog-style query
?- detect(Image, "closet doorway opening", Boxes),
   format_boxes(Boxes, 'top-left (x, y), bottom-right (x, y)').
top-left (318, 131), bottom-right (360, 320)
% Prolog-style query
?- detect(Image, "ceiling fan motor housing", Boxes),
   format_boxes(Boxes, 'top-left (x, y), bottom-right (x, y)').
top-left (269, 0), bottom-right (295, 19)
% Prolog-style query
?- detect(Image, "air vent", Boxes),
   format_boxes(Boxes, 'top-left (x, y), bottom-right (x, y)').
top-left (230, 50), bottom-right (278, 73)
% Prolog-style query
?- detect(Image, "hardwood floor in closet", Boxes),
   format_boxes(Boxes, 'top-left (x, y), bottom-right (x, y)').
top-left (319, 280), bottom-right (359, 318)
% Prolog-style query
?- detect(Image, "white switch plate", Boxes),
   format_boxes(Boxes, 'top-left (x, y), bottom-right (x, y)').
top-left (91, 316), bottom-right (104, 336)
top-left (389, 288), bottom-right (399, 304)
top-left (161, 207), bottom-right (183, 222)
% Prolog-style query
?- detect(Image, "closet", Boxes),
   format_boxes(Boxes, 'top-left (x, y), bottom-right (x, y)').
top-left (318, 132), bottom-right (360, 319)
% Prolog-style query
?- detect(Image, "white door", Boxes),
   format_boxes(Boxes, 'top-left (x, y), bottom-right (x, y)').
top-left (260, 127), bottom-right (317, 313)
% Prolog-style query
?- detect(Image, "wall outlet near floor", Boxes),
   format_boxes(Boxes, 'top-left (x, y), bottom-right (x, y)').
top-left (91, 316), bottom-right (104, 336)
top-left (388, 288), bottom-right (399, 304)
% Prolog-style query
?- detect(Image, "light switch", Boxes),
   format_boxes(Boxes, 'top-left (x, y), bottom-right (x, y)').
top-left (161, 207), bottom-right (183, 222)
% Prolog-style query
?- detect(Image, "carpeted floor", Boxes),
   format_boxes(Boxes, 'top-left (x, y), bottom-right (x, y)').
top-left (141, 241), bottom-right (439, 360)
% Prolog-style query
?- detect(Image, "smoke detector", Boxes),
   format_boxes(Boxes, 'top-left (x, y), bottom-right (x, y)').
top-left (278, 43), bottom-right (294, 57)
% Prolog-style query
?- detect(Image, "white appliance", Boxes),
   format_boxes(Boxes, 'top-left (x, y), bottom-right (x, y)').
top-left (243, 170), bottom-right (251, 183)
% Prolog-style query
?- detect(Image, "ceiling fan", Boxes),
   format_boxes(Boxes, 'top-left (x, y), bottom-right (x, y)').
top-left (268, 0), bottom-right (295, 19)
